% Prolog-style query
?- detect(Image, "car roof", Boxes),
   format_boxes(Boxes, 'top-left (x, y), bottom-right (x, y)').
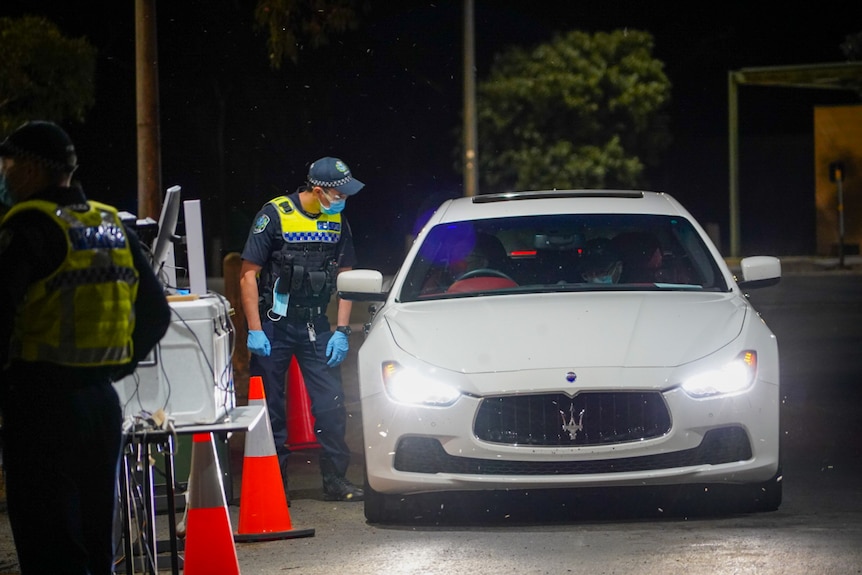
top-left (432, 190), bottom-right (690, 224)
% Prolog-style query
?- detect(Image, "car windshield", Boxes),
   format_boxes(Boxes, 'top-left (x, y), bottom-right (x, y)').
top-left (399, 213), bottom-right (728, 302)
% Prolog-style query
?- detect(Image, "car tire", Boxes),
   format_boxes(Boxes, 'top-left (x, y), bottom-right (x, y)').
top-left (363, 472), bottom-right (387, 524)
top-left (750, 467), bottom-right (783, 512)
top-left (749, 436), bottom-right (784, 512)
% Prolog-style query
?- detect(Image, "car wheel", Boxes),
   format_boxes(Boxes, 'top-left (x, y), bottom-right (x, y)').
top-left (363, 473), bottom-right (387, 524)
top-left (750, 467), bottom-right (783, 512)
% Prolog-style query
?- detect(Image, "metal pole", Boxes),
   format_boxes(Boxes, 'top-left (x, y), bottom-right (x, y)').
top-left (837, 177), bottom-right (845, 268)
top-left (463, 0), bottom-right (478, 197)
top-left (728, 71), bottom-right (741, 258)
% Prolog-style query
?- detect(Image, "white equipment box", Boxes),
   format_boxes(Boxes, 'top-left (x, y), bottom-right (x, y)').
top-left (114, 296), bottom-right (235, 426)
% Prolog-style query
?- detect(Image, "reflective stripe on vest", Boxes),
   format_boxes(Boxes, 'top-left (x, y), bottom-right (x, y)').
top-left (4, 199), bottom-right (139, 367)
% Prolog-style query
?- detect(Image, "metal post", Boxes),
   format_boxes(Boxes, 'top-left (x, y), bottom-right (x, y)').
top-left (463, 0), bottom-right (478, 197)
top-left (163, 435), bottom-right (180, 575)
top-left (837, 177), bottom-right (845, 268)
top-left (120, 444), bottom-right (134, 575)
top-left (142, 440), bottom-right (158, 575)
top-left (728, 71), bottom-right (741, 258)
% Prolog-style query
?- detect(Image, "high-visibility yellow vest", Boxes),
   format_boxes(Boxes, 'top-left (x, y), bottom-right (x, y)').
top-left (268, 195), bottom-right (343, 244)
top-left (4, 199), bottom-right (139, 367)
top-left (259, 195), bottom-right (342, 307)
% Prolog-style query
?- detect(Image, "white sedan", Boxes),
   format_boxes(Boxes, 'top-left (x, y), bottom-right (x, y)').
top-left (338, 190), bottom-right (782, 523)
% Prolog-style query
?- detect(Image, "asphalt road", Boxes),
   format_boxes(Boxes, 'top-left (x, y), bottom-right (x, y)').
top-left (1, 270), bottom-right (861, 574)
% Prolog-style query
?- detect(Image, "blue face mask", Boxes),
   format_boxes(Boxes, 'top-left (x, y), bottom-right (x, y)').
top-left (588, 275), bottom-right (614, 284)
top-left (0, 174), bottom-right (14, 207)
top-left (320, 197), bottom-right (346, 215)
top-left (270, 278), bottom-right (289, 318)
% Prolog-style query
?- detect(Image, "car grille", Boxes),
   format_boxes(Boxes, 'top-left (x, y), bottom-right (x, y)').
top-left (474, 392), bottom-right (671, 446)
top-left (393, 426), bottom-right (753, 475)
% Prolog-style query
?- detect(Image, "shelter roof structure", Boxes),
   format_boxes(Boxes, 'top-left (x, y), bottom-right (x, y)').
top-left (728, 61), bottom-right (862, 256)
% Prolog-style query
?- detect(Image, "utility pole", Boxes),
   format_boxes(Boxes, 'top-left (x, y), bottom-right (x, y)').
top-left (830, 161), bottom-right (847, 269)
top-left (463, 0), bottom-right (478, 197)
top-left (727, 71), bottom-right (741, 258)
top-left (135, 0), bottom-right (162, 219)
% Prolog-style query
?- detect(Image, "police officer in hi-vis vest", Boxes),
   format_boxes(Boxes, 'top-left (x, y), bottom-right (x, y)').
top-left (0, 121), bottom-right (171, 574)
top-left (240, 157), bottom-right (364, 502)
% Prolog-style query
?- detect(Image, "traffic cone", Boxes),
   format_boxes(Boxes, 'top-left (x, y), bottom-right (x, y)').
top-left (235, 376), bottom-right (316, 542)
top-left (183, 432), bottom-right (240, 575)
top-left (286, 357), bottom-right (322, 450)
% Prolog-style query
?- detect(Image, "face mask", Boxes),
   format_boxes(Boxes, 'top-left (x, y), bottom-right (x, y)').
top-left (0, 174), bottom-right (14, 207)
top-left (588, 275), bottom-right (614, 284)
top-left (321, 198), bottom-right (346, 215)
top-left (583, 260), bottom-right (620, 284)
top-left (271, 278), bottom-right (289, 317)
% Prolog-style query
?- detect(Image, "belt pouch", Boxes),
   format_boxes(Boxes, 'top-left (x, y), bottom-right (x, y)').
top-left (290, 265), bottom-right (305, 293)
top-left (308, 271), bottom-right (326, 295)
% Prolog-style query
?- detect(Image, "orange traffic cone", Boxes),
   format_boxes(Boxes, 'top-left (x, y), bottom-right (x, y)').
top-left (183, 432), bottom-right (240, 575)
top-left (286, 357), bottom-right (321, 450)
top-left (235, 376), bottom-right (316, 542)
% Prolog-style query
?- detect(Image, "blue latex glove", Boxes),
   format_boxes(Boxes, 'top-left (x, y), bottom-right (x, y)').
top-left (247, 330), bottom-right (271, 356)
top-left (326, 330), bottom-right (349, 367)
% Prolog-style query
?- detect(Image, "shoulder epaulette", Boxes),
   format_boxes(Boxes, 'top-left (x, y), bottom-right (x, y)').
top-left (268, 195), bottom-right (294, 215)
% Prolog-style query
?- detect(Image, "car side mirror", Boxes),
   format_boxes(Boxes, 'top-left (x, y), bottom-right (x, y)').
top-left (337, 269), bottom-right (388, 301)
top-left (737, 256), bottom-right (781, 289)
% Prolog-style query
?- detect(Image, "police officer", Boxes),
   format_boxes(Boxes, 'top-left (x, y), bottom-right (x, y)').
top-left (0, 121), bottom-right (171, 574)
top-left (240, 157), bottom-right (364, 502)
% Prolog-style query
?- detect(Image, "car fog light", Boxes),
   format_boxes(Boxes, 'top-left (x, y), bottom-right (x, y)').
top-left (382, 361), bottom-right (461, 406)
top-left (681, 351), bottom-right (757, 397)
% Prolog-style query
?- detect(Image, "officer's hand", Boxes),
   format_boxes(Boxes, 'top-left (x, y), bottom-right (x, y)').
top-left (326, 330), bottom-right (349, 367)
top-left (248, 330), bottom-right (271, 356)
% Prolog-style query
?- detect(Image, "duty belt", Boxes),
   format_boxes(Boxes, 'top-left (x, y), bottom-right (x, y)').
top-left (285, 305), bottom-right (325, 322)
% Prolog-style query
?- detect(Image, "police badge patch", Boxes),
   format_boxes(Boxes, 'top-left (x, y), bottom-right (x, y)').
top-left (317, 220), bottom-right (342, 231)
top-left (253, 214), bottom-right (270, 234)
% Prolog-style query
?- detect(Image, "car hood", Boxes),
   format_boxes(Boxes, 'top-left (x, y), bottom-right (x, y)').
top-left (383, 292), bottom-right (747, 373)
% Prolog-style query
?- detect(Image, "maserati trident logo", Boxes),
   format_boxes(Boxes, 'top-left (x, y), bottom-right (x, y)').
top-left (561, 403), bottom-right (585, 441)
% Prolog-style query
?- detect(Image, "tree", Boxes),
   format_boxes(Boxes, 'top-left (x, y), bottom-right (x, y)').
top-left (0, 16), bottom-right (96, 135)
top-left (254, 0), bottom-right (362, 70)
top-left (474, 29), bottom-right (671, 193)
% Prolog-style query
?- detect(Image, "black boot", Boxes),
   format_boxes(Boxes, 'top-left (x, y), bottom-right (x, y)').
top-left (322, 474), bottom-right (364, 501)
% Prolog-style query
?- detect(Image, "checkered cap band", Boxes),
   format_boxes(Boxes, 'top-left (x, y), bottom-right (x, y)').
top-left (1, 141), bottom-right (76, 173)
top-left (308, 174), bottom-right (353, 188)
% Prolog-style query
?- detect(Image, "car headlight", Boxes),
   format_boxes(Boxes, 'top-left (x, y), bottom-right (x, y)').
top-left (381, 361), bottom-right (461, 406)
top-left (681, 351), bottom-right (757, 398)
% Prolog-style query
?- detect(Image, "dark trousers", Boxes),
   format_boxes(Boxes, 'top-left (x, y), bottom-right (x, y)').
top-left (250, 313), bottom-right (351, 477)
top-left (1, 378), bottom-right (122, 575)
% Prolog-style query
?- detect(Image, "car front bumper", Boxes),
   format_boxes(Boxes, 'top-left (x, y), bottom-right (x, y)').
top-left (361, 381), bottom-right (780, 495)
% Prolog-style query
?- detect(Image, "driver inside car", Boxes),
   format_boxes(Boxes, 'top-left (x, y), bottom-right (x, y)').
top-left (418, 227), bottom-right (514, 295)
top-left (448, 232), bottom-right (508, 279)
top-left (445, 232), bottom-right (518, 294)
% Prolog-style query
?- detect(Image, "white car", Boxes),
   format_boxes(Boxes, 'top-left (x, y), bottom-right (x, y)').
top-left (338, 190), bottom-right (782, 523)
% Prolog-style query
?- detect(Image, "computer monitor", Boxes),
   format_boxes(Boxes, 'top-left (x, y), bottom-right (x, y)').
top-left (151, 185), bottom-right (182, 288)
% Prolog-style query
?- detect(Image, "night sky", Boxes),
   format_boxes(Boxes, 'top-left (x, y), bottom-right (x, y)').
top-left (4, 1), bottom-right (860, 272)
